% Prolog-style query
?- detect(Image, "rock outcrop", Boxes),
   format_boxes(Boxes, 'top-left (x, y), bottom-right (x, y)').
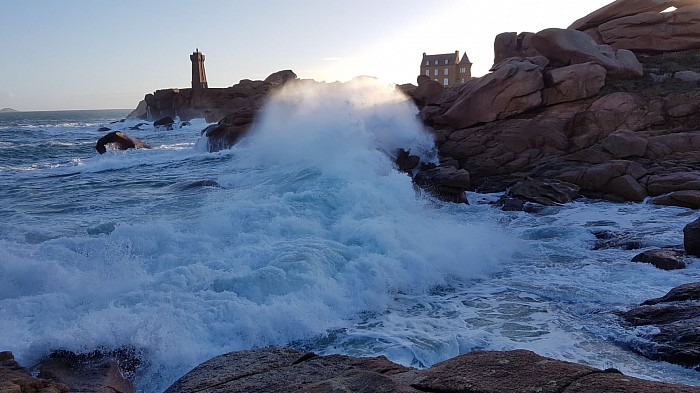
top-left (141, 70), bottom-right (297, 123)
top-left (95, 131), bottom-right (151, 154)
top-left (570, 1), bottom-right (700, 53)
top-left (164, 347), bottom-right (700, 393)
top-left (621, 282), bottom-right (700, 370)
top-left (408, 0), bottom-right (700, 204)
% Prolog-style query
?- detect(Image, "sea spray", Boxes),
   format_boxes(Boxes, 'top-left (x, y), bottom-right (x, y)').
top-left (0, 84), bottom-right (516, 391)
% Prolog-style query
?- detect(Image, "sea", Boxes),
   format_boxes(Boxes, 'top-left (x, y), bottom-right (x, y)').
top-left (1, 80), bottom-right (698, 392)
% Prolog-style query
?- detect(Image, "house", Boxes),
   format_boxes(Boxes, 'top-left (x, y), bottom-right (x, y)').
top-left (420, 51), bottom-right (472, 86)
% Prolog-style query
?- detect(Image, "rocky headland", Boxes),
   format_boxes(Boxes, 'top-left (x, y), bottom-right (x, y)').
top-left (0, 107), bottom-right (19, 113)
top-left (19, 0), bottom-right (698, 391)
top-left (130, 1), bottom-right (700, 211)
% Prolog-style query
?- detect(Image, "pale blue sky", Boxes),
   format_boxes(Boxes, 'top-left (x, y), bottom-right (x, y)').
top-left (0, 0), bottom-right (612, 111)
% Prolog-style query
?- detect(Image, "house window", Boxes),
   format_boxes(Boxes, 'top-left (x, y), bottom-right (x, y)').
top-left (434, 69), bottom-right (438, 76)
top-left (460, 67), bottom-right (466, 74)
top-left (444, 59), bottom-right (448, 64)
top-left (425, 70), bottom-right (429, 76)
top-left (444, 68), bottom-right (448, 75)
top-left (434, 60), bottom-right (438, 65)
top-left (443, 78), bottom-right (449, 86)
top-left (425, 60), bottom-right (429, 65)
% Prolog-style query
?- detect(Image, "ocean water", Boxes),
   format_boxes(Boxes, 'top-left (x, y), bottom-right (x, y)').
top-left (1, 80), bottom-right (698, 392)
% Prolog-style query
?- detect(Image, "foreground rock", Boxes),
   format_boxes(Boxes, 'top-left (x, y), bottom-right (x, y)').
top-left (0, 349), bottom-right (136, 393)
top-left (165, 347), bottom-right (700, 393)
top-left (95, 131), bottom-right (151, 154)
top-left (38, 350), bottom-right (135, 393)
top-left (620, 282), bottom-right (700, 370)
top-left (0, 351), bottom-right (68, 392)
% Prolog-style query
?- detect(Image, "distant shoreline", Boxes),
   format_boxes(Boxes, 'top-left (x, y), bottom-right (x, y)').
top-left (0, 108), bottom-right (131, 114)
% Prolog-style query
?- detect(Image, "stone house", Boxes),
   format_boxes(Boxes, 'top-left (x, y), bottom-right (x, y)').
top-left (420, 51), bottom-right (472, 86)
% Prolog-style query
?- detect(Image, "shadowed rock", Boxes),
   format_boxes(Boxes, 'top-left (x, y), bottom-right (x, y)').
top-left (154, 116), bottom-right (175, 129)
top-left (95, 131), bottom-right (151, 154)
top-left (569, 0), bottom-right (697, 31)
top-left (684, 217), bottom-right (700, 256)
top-left (631, 248), bottom-right (688, 270)
top-left (621, 282), bottom-right (700, 370)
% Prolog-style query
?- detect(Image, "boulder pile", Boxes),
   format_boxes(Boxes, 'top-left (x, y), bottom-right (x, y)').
top-left (406, 0), bottom-right (700, 207)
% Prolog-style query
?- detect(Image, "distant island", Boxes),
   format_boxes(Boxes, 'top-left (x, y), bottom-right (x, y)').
top-left (0, 107), bottom-right (19, 113)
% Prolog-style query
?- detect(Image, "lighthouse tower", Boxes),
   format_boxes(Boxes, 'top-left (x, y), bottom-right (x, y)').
top-left (190, 49), bottom-right (208, 89)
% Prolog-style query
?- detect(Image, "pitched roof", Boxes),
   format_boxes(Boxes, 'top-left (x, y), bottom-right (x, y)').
top-left (460, 53), bottom-right (472, 64)
top-left (421, 51), bottom-right (460, 66)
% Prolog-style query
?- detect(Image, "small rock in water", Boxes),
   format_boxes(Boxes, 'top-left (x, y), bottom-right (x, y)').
top-left (683, 217), bottom-right (700, 256)
top-left (631, 248), bottom-right (687, 270)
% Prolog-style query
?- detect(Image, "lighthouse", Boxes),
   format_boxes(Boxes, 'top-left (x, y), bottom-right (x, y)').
top-left (190, 48), bottom-right (208, 89)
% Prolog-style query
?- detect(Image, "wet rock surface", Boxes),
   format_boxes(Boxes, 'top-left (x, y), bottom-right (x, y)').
top-left (621, 282), bottom-right (700, 370)
top-left (631, 248), bottom-right (688, 270)
top-left (163, 348), bottom-right (700, 393)
top-left (95, 131), bottom-right (151, 154)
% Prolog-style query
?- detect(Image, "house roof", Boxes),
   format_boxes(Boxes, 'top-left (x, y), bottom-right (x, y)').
top-left (460, 53), bottom-right (472, 64)
top-left (421, 51), bottom-right (460, 66)
top-left (421, 51), bottom-right (472, 66)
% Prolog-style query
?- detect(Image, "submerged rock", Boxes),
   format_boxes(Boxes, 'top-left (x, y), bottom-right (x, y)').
top-left (592, 229), bottom-right (645, 250)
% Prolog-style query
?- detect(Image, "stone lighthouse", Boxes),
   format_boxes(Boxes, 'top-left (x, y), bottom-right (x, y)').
top-left (190, 48), bottom-right (208, 89)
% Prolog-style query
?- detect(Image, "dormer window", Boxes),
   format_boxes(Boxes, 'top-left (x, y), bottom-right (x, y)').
top-left (444, 59), bottom-right (448, 64)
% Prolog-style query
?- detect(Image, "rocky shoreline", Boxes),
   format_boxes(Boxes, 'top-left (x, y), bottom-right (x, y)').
top-left (7, 0), bottom-right (699, 391)
top-left (3, 340), bottom-right (700, 392)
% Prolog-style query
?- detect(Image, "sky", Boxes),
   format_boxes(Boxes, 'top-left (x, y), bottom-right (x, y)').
top-left (0, 0), bottom-right (614, 111)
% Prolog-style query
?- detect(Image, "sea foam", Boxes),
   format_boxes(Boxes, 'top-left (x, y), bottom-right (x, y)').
top-left (0, 79), bottom-right (515, 391)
